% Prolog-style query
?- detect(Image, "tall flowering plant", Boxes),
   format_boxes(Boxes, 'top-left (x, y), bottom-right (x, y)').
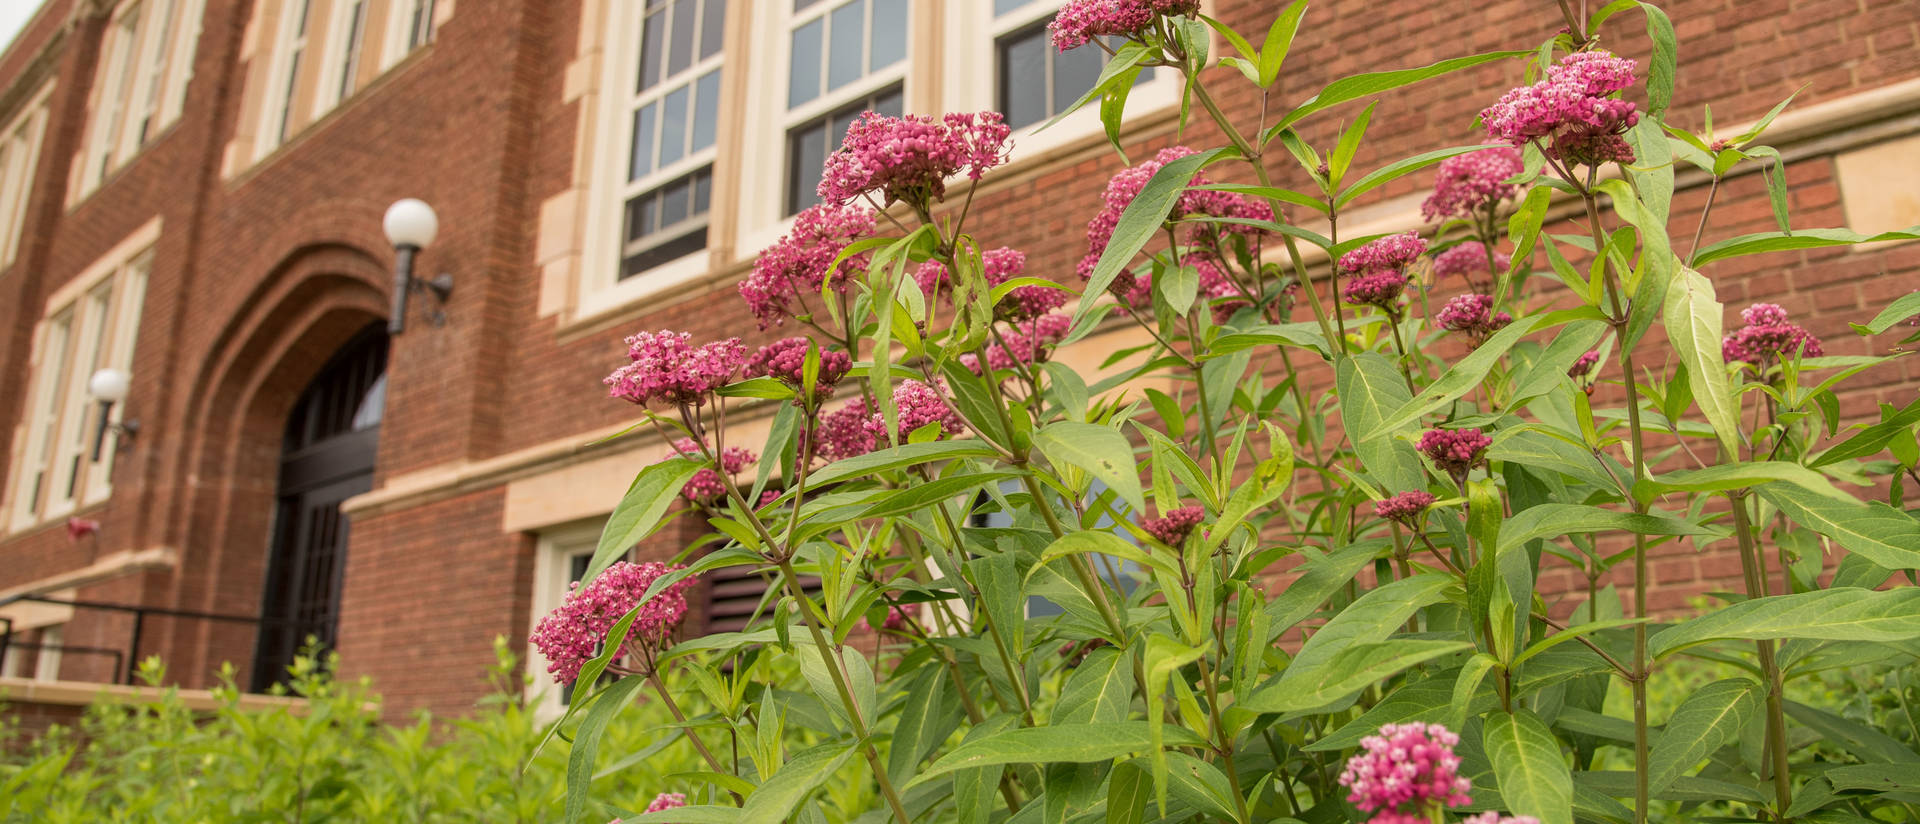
top-left (540, 2), bottom-right (1920, 823)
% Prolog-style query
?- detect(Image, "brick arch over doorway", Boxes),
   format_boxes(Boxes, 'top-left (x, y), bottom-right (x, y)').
top-left (146, 242), bottom-right (392, 687)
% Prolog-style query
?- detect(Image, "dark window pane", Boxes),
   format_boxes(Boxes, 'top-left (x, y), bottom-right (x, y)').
top-left (787, 123), bottom-right (827, 214)
top-left (993, 0), bottom-right (1028, 13)
top-left (872, 87), bottom-right (903, 117)
top-left (793, 0), bottom-right (821, 9)
top-left (638, 8), bottom-right (665, 92)
top-left (622, 226), bottom-right (708, 280)
top-left (870, 0), bottom-right (906, 71)
top-left (659, 86), bottom-right (688, 167)
top-left (1054, 39), bottom-right (1105, 116)
top-left (691, 69), bottom-right (720, 152)
top-left (625, 192), bottom-right (658, 241)
top-left (826, 0), bottom-right (864, 92)
top-left (628, 102), bottom-right (656, 180)
top-left (693, 169), bottom-right (711, 213)
top-left (661, 179), bottom-right (690, 226)
top-left (788, 19), bottom-right (821, 107)
top-left (999, 30), bottom-right (1046, 129)
top-left (699, 0), bottom-right (726, 58)
top-left (830, 106), bottom-right (861, 152)
top-left (667, 0), bottom-right (697, 77)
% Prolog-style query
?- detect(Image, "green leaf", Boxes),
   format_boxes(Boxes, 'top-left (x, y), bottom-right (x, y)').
top-left (1824, 763), bottom-right (1920, 793)
top-left (1036, 41), bottom-right (1150, 135)
top-left (906, 723), bottom-right (1208, 789)
top-left (1268, 50), bottom-right (1528, 136)
top-left (1263, 540), bottom-right (1384, 637)
top-left (1855, 290), bottom-right (1920, 337)
top-left (1054, 647), bottom-right (1132, 726)
top-left (1633, 461), bottom-right (1854, 504)
top-left (583, 458), bottom-right (702, 586)
top-left (1692, 228), bottom-right (1920, 266)
top-left (968, 552), bottom-right (1028, 656)
top-left (1157, 752), bottom-right (1245, 824)
top-left (1338, 353), bottom-right (1424, 492)
top-left (565, 677), bottom-right (647, 824)
top-left (1078, 150), bottom-right (1227, 326)
top-left (797, 641), bottom-right (876, 731)
top-left (1367, 311), bottom-right (1587, 441)
top-left (1106, 760), bottom-right (1152, 824)
top-left (1650, 588), bottom-right (1920, 658)
top-left (1290, 574), bottom-right (1457, 674)
top-left (1661, 265), bottom-right (1741, 457)
top-left (1489, 428), bottom-right (1618, 491)
top-left (1309, 673), bottom-right (1464, 752)
top-left (1335, 145), bottom-right (1499, 209)
top-left (1256, 0), bottom-right (1309, 87)
top-left (1761, 485), bottom-right (1920, 570)
top-left (738, 743), bottom-right (856, 821)
top-left (1327, 102), bottom-right (1376, 187)
top-left (889, 662), bottom-right (966, 784)
top-left (1514, 617), bottom-right (1646, 667)
top-left (806, 441), bottom-right (1001, 487)
top-left (628, 807), bottom-right (740, 824)
top-left (1647, 678), bottom-right (1761, 794)
top-left (1785, 701), bottom-right (1920, 764)
top-left (1640, 2), bottom-right (1676, 117)
top-left (1243, 639), bottom-right (1473, 713)
top-left (1192, 182), bottom-right (1328, 214)
top-left (1034, 421), bottom-right (1145, 515)
top-left (1503, 185), bottom-right (1553, 293)
top-left (1483, 710), bottom-right (1573, 824)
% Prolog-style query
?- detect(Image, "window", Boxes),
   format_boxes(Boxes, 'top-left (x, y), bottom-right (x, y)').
top-left (0, 85), bottom-right (53, 270)
top-left (782, 0), bottom-right (910, 215)
top-left (8, 240), bottom-right (151, 530)
top-left (318, 0), bottom-right (369, 112)
top-left (265, 0), bottom-right (314, 148)
top-left (609, 0), bottom-right (726, 283)
top-left (995, 20), bottom-right (1149, 131)
top-left (76, 0), bottom-right (203, 195)
top-left (388, 0), bottom-right (436, 61)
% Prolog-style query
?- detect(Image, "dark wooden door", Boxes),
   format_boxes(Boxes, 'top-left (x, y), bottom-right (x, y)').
top-left (251, 326), bottom-right (386, 691)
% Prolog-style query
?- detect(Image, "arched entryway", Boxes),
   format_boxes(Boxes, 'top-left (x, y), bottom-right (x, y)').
top-left (250, 323), bottom-right (388, 690)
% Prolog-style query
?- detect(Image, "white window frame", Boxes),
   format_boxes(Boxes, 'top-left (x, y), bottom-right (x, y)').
top-left (380, 0), bottom-right (436, 70)
top-left (256, 0), bottom-right (316, 159)
top-left (5, 223), bottom-right (156, 532)
top-left (0, 82), bottom-right (54, 270)
top-left (314, 0), bottom-right (370, 115)
top-left (75, 0), bottom-right (203, 197)
top-left (944, 0), bottom-right (1180, 166)
top-left (576, 0), bottom-right (729, 320)
top-left (525, 522), bottom-right (606, 720)
top-left (33, 625), bottom-right (65, 682)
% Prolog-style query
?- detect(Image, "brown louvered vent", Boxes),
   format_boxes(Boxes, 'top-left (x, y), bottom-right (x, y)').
top-left (696, 561), bottom-right (821, 636)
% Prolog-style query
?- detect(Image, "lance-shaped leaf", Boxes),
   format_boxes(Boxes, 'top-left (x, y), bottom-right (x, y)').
top-left (805, 441), bottom-right (1002, 487)
top-left (1494, 503), bottom-right (1715, 557)
top-left (1267, 51), bottom-right (1527, 135)
top-left (888, 662), bottom-right (966, 784)
top-left (1155, 752), bottom-right (1245, 824)
top-left (1242, 639), bottom-right (1473, 714)
top-left (1632, 461), bottom-right (1854, 505)
top-left (1263, 540), bottom-right (1385, 638)
top-left (1650, 588), bottom-right (1920, 658)
top-left (905, 722), bottom-right (1208, 789)
top-left (1660, 266), bottom-right (1741, 457)
top-left (1854, 290), bottom-right (1920, 337)
top-left (1338, 353), bottom-right (1424, 493)
top-left (1762, 485), bottom-right (1920, 570)
top-left (1078, 150), bottom-right (1227, 324)
top-left (1648, 678), bottom-right (1761, 794)
top-left (564, 677), bottom-right (648, 824)
top-left (583, 457), bottom-right (702, 586)
top-left (738, 743), bottom-right (856, 821)
top-left (1484, 710), bottom-right (1573, 824)
top-left (1365, 310), bottom-right (1593, 441)
top-left (1692, 228), bottom-right (1920, 266)
top-left (1034, 421), bottom-right (1146, 515)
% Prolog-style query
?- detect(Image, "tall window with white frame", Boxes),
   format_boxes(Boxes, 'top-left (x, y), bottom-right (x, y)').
top-left (7, 252), bottom-right (150, 530)
top-left (990, 0), bottom-right (1151, 131)
top-left (270, 0), bottom-right (314, 148)
top-left (0, 89), bottom-right (52, 270)
top-left (401, 0), bottom-right (436, 51)
top-left (783, 0), bottom-right (909, 215)
top-left (77, 0), bottom-right (202, 195)
top-left (322, 0), bottom-right (370, 110)
top-left (615, 0), bottom-right (727, 282)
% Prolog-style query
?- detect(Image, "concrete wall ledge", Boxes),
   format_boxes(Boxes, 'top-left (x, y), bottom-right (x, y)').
top-left (0, 676), bottom-right (310, 714)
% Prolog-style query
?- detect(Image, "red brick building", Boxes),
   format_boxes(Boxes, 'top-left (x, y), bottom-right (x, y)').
top-left (0, 0), bottom-right (1914, 718)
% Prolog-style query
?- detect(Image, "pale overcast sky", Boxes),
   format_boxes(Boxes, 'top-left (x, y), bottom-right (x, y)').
top-left (0, 1), bottom-right (47, 58)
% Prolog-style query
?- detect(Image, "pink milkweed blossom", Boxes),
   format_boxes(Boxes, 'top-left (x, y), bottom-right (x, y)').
top-left (645, 792), bottom-right (688, 814)
top-left (67, 517), bottom-right (101, 541)
top-left (869, 604), bottom-right (913, 633)
top-left (1343, 272), bottom-right (1410, 309)
top-left (961, 313), bottom-right (1074, 374)
top-left (745, 336), bottom-right (853, 402)
top-left (1418, 429), bottom-right (1493, 479)
top-left (1432, 242), bottom-right (1508, 284)
top-left (1142, 505), bottom-right (1205, 546)
top-left (1421, 147), bottom-right (1525, 222)
top-left (1337, 722), bottom-right (1474, 814)
top-left (668, 438), bottom-right (756, 505)
top-left (916, 247), bottom-right (1068, 321)
top-left (604, 331), bottom-right (746, 408)
top-left (816, 112), bottom-right (1011, 208)
top-left (1569, 349), bottom-right (1602, 379)
top-left (1462, 814), bottom-right (1543, 824)
top-left (741, 203), bottom-right (877, 329)
top-left (1481, 50), bottom-right (1641, 167)
top-left (814, 397), bottom-right (879, 462)
top-left (1048, 0), bottom-right (1200, 51)
top-left (1374, 491), bottom-right (1437, 523)
top-left (1078, 146), bottom-right (1271, 292)
top-left (1435, 293), bottom-right (1513, 345)
top-left (871, 379), bottom-right (965, 442)
top-left (1722, 302), bottom-right (1824, 365)
top-left (530, 561), bottom-right (697, 684)
top-left (1364, 814), bottom-right (1427, 824)
top-left (1339, 233), bottom-right (1428, 277)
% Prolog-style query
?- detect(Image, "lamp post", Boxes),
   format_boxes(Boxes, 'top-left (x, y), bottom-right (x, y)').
top-left (87, 367), bottom-right (137, 461)
top-left (383, 198), bottom-right (452, 334)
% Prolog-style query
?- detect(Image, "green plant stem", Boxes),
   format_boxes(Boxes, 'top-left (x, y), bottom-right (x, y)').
top-left (1686, 175), bottom-right (1722, 266)
top-left (1729, 490), bottom-right (1795, 820)
top-left (645, 670), bottom-right (744, 805)
top-left (1193, 652), bottom-right (1252, 823)
top-left (1385, 311), bottom-right (1418, 395)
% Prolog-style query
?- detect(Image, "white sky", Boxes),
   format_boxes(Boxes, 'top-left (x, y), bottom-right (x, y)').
top-left (0, 1), bottom-right (48, 59)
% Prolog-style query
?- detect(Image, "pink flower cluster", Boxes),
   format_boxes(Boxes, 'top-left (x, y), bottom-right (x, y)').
top-left (1722, 302), bottom-right (1824, 364)
top-left (1079, 146), bottom-right (1271, 290)
top-left (645, 792), bottom-right (687, 814)
top-left (1110, 257), bottom-right (1245, 321)
top-left (1374, 491), bottom-right (1437, 523)
top-left (1432, 242), bottom-right (1508, 284)
top-left (746, 336), bottom-right (853, 401)
top-left (1481, 50), bottom-right (1641, 166)
top-left (816, 112), bottom-right (1010, 208)
top-left (1421, 147), bottom-right (1524, 222)
top-left (1339, 233), bottom-right (1427, 278)
top-left (1338, 722), bottom-right (1473, 815)
top-left (1418, 428), bottom-right (1493, 478)
top-left (1143, 505), bottom-right (1205, 546)
top-left (961, 313), bottom-right (1073, 374)
top-left (875, 379), bottom-right (965, 442)
top-left (1344, 272), bottom-right (1409, 309)
top-left (668, 438), bottom-right (756, 505)
top-left (869, 604), bottom-right (913, 633)
top-left (605, 331), bottom-right (746, 408)
top-left (530, 561), bottom-right (696, 684)
top-left (1569, 349), bottom-right (1601, 379)
top-left (916, 247), bottom-right (1068, 320)
top-left (1463, 815), bottom-right (1542, 824)
top-left (814, 398), bottom-right (878, 462)
top-left (1435, 294), bottom-right (1513, 345)
top-left (741, 203), bottom-right (877, 329)
top-left (1048, 0), bottom-right (1199, 51)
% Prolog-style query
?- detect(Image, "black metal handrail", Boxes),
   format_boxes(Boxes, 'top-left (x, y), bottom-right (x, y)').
top-left (0, 594), bottom-right (313, 686)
